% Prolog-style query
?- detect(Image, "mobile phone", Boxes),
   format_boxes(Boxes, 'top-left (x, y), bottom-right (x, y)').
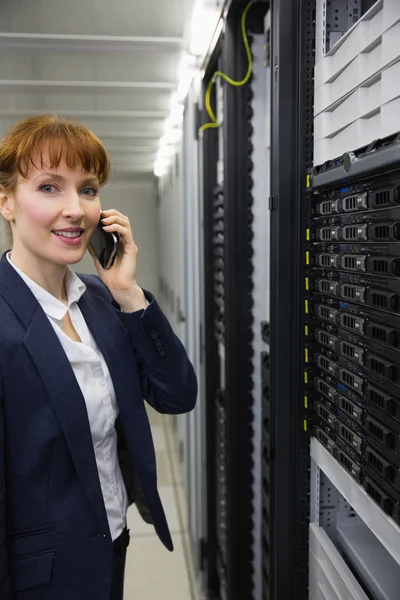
top-left (90, 219), bottom-right (120, 269)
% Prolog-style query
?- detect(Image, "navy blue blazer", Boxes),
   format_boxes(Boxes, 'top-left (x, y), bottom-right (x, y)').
top-left (0, 252), bottom-right (197, 599)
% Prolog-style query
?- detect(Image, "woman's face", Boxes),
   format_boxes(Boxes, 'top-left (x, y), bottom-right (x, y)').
top-left (8, 158), bottom-right (101, 267)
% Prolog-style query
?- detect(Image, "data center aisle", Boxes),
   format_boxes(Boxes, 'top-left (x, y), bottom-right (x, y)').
top-left (123, 406), bottom-right (204, 600)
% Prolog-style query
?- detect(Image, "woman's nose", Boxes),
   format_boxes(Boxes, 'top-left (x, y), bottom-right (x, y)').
top-left (63, 194), bottom-right (85, 219)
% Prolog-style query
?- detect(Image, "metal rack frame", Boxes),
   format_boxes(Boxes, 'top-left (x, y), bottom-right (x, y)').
top-left (266, 0), bottom-right (316, 597)
top-left (202, 46), bottom-right (221, 599)
top-left (201, 2), bottom-right (269, 599)
top-left (222, 9), bottom-right (256, 599)
top-left (311, 439), bottom-right (400, 599)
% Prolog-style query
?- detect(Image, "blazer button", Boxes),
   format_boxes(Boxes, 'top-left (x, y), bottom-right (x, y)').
top-left (150, 330), bottom-right (158, 340)
top-left (158, 348), bottom-right (167, 357)
top-left (155, 339), bottom-right (163, 349)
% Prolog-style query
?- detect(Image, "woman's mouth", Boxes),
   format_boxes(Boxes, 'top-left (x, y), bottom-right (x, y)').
top-left (52, 229), bottom-right (84, 246)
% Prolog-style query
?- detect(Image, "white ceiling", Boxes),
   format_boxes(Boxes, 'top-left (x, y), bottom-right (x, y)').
top-left (0, 0), bottom-right (198, 178)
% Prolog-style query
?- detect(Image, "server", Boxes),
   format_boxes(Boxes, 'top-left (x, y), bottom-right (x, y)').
top-left (307, 141), bottom-right (400, 526)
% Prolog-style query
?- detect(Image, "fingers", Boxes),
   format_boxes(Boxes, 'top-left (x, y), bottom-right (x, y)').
top-left (101, 214), bottom-right (129, 226)
top-left (102, 222), bottom-right (130, 236)
top-left (100, 210), bottom-right (137, 250)
top-left (102, 223), bottom-right (138, 253)
top-left (101, 215), bottom-right (130, 236)
top-left (101, 209), bottom-right (128, 221)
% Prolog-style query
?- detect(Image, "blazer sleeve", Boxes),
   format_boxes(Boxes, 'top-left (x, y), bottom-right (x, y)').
top-left (0, 370), bottom-right (12, 598)
top-left (86, 276), bottom-right (198, 415)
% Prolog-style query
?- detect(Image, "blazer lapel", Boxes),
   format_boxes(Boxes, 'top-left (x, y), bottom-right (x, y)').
top-left (0, 254), bottom-right (109, 533)
top-left (23, 312), bottom-right (110, 532)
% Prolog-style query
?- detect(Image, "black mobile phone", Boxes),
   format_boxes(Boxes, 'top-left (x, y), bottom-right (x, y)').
top-left (90, 219), bottom-right (120, 269)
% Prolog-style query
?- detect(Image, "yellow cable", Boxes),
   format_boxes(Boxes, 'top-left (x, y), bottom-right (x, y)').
top-left (200, 0), bottom-right (255, 133)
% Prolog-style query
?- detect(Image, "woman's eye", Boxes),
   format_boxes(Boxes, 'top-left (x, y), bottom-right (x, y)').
top-left (38, 184), bottom-right (98, 196)
top-left (39, 184), bottom-right (57, 193)
top-left (81, 187), bottom-right (98, 197)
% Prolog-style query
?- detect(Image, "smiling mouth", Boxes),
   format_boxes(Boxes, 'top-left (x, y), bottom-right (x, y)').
top-left (52, 230), bottom-right (83, 238)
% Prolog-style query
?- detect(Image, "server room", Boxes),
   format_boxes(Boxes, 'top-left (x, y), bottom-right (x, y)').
top-left (0, 0), bottom-right (399, 599)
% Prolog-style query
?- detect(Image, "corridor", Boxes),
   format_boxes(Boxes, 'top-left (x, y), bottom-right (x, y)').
top-left (124, 406), bottom-right (204, 600)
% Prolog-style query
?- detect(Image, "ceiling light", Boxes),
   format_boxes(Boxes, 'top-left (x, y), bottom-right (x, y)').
top-left (154, 158), bottom-right (169, 178)
top-left (164, 128), bottom-right (182, 145)
top-left (163, 103), bottom-right (184, 132)
top-left (175, 53), bottom-right (197, 102)
top-left (159, 144), bottom-right (175, 159)
top-left (189, 3), bottom-right (220, 56)
top-left (176, 77), bottom-right (192, 103)
top-left (154, 3), bottom-right (217, 175)
top-left (170, 92), bottom-right (180, 109)
top-left (179, 53), bottom-right (197, 75)
top-left (169, 103), bottom-right (184, 127)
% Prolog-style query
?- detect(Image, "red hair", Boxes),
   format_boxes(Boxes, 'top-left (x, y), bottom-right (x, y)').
top-left (0, 114), bottom-right (110, 192)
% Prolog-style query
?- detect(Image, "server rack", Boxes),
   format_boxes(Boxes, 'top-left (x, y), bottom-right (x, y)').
top-left (201, 2), bottom-right (268, 599)
top-left (201, 1), bottom-right (400, 599)
top-left (261, 0), bottom-right (315, 597)
top-left (305, 1), bottom-right (400, 599)
top-left (264, 0), bottom-right (400, 599)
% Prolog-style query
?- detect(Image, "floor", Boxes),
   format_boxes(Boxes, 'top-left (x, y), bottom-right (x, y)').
top-left (123, 406), bottom-right (206, 600)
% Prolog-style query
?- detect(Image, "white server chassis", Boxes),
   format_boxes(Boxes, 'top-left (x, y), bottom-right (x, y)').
top-left (314, 0), bottom-right (400, 165)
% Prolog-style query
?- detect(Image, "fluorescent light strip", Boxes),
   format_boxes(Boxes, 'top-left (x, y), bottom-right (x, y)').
top-left (154, 1), bottom-right (221, 177)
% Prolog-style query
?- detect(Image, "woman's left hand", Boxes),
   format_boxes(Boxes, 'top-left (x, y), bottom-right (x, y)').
top-left (89, 209), bottom-right (148, 312)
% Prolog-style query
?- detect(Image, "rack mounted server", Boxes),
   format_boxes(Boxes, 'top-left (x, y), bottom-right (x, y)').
top-left (306, 134), bottom-right (400, 528)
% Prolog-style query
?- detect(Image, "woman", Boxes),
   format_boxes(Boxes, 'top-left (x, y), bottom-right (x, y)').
top-left (0, 115), bottom-right (197, 600)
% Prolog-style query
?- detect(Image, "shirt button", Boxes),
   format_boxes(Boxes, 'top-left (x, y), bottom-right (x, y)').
top-left (100, 380), bottom-right (106, 388)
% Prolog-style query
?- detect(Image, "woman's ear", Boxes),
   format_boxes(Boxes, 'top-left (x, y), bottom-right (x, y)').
top-left (0, 186), bottom-right (15, 222)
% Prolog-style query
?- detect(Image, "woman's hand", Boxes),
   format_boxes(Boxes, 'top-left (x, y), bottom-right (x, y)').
top-left (88, 209), bottom-right (148, 312)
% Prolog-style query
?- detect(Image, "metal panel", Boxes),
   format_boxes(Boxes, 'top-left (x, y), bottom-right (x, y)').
top-left (336, 520), bottom-right (400, 600)
top-left (213, 60), bottom-right (227, 593)
top-left (318, 470), bottom-right (341, 545)
top-left (201, 4), bottom-right (270, 598)
top-left (309, 524), bottom-right (369, 600)
top-left (310, 459), bottom-right (321, 526)
top-left (222, 11), bottom-right (256, 596)
top-left (250, 33), bottom-right (269, 600)
top-left (311, 438), bottom-right (400, 566)
top-left (312, 135), bottom-right (400, 189)
top-left (312, 452), bottom-right (400, 599)
top-left (201, 49), bottom-right (221, 598)
top-left (268, 0), bottom-right (315, 596)
top-left (179, 82), bottom-right (208, 588)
